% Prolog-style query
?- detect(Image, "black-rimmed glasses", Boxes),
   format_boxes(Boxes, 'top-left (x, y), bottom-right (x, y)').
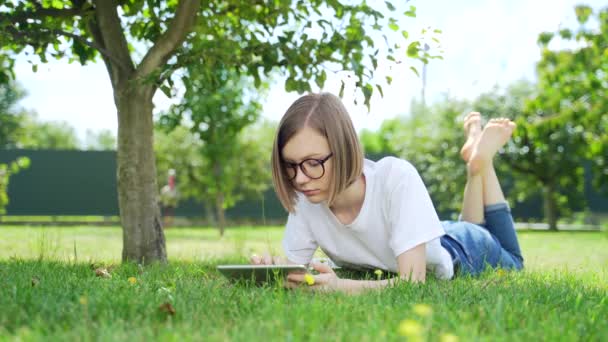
top-left (283, 153), bottom-right (333, 180)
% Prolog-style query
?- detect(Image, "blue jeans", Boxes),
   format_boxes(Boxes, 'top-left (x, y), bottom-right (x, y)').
top-left (440, 202), bottom-right (524, 277)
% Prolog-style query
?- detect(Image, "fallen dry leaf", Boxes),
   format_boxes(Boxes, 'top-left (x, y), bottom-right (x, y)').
top-left (158, 302), bottom-right (176, 316)
top-left (95, 268), bottom-right (112, 279)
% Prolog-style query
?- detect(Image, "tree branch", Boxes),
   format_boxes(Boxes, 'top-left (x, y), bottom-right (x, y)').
top-left (3, 24), bottom-right (131, 73)
top-left (53, 28), bottom-right (133, 71)
top-left (137, 0), bottom-right (201, 79)
top-left (94, 0), bottom-right (136, 82)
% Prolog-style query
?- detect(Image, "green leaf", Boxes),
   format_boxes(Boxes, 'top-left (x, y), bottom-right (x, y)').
top-left (537, 32), bottom-right (554, 46)
top-left (385, 1), bottom-right (396, 11)
top-left (401, 30), bottom-right (409, 39)
top-left (388, 18), bottom-right (399, 31)
top-left (376, 84), bottom-right (384, 98)
top-left (370, 55), bottom-right (378, 69)
top-left (404, 6), bottom-right (416, 18)
top-left (362, 83), bottom-right (373, 111)
top-left (386, 76), bottom-right (393, 85)
top-left (409, 66), bottom-right (419, 77)
top-left (574, 5), bottom-right (592, 24)
top-left (315, 70), bottom-right (327, 88)
top-left (160, 85), bottom-right (172, 98)
top-left (559, 29), bottom-right (572, 39)
top-left (339, 80), bottom-right (345, 98)
top-left (407, 41), bottom-right (420, 57)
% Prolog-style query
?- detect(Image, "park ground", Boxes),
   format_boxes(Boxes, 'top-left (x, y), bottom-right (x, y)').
top-left (1, 226), bottom-right (607, 341)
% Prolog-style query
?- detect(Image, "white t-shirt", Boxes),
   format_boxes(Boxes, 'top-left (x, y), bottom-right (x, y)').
top-left (282, 157), bottom-right (454, 280)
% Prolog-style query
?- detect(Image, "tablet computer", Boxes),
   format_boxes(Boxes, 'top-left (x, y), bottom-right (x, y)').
top-left (216, 264), bottom-right (308, 284)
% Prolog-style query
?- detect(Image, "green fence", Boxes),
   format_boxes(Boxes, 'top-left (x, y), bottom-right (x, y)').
top-left (0, 149), bottom-right (286, 221)
top-left (1, 149), bottom-right (606, 223)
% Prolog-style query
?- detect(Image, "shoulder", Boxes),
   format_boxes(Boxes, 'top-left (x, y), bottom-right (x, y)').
top-left (370, 156), bottom-right (419, 181)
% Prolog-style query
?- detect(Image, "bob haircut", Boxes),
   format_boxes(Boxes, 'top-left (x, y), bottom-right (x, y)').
top-left (271, 92), bottom-right (364, 213)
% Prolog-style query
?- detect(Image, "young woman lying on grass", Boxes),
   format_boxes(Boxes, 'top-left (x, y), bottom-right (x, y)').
top-left (251, 93), bottom-right (524, 294)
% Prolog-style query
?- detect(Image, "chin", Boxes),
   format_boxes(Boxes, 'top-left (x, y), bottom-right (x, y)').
top-left (305, 194), bottom-right (326, 204)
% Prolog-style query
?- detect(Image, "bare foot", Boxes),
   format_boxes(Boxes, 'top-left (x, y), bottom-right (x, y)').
top-left (460, 112), bottom-right (483, 162)
top-left (467, 118), bottom-right (516, 175)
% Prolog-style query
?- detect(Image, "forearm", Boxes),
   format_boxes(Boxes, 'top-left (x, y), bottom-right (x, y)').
top-left (339, 276), bottom-right (424, 294)
top-left (338, 278), bottom-right (392, 294)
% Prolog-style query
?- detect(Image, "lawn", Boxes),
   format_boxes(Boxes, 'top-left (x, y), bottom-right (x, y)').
top-left (1, 226), bottom-right (607, 341)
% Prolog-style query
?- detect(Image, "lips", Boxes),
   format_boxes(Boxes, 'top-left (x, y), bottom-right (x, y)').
top-left (301, 189), bottom-right (320, 196)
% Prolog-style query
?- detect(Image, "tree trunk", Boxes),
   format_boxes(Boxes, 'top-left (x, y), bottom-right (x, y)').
top-left (204, 200), bottom-right (216, 226)
top-left (213, 161), bottom-right (226, 236)
top-left (116, 86), bottom-right (167, 263)
top-left (215, 192), bottom-right (226, 237)
top-left (543, 183), bottom-right (559, 231)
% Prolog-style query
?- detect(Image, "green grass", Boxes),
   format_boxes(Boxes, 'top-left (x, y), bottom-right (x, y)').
top-left (1, 226), bottom-right (607, 341)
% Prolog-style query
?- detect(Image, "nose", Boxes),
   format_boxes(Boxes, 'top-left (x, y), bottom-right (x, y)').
top-left (294, 165), bottom-right (311, 185)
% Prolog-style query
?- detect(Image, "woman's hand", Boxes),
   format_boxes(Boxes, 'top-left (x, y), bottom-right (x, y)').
top-left (286, 262), bottom-right (343, 292)
top-left (250, 253), bottom-right (289, 265)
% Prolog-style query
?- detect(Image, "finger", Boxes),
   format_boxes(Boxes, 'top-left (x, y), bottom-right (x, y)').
top-left (285, 280), bottom-right (300, 289)
top-left (311, 262), bottom-right (334, 274)
top-left (262, 253), bottom-right (273, 265)
top-left (287, 274), bottom-right (305, 283)
top-left (250, 254), bottom-right (261, 265)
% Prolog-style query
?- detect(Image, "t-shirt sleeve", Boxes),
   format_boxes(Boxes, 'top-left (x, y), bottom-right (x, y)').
top-left (282, 211), bottom-right (318, 264)
top-left (386, 159), bottom-right (445, 257)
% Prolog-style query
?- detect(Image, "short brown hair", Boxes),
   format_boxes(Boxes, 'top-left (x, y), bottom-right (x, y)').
top-left (271, 93), bottom-right (364, 212)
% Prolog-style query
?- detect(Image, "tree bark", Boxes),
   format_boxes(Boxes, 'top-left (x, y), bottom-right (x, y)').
top-left (204, 200), bottom-right (216, 226)
top-left (116, 85), bottom-right (167, 263)
top-left (215, 192), bottom-right (226, 237)
top-left (543, 183), bottom-right (559, 231)
top-left (213, 161), bottom-right (226, 236)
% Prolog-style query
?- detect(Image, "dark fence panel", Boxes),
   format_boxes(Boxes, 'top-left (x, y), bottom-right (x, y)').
top-left (1, 149), bottom-right (606, 222)
top-left (1, 149), bottom-right (119, 215)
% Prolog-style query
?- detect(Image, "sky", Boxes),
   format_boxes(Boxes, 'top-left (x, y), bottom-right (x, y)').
top-left (12, 0), bottom-right (606, 143)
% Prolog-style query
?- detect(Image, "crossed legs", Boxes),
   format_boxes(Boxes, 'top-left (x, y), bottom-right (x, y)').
top-left (457, 113), bottom-right (523, 264)
top-left (459, 113), bottom-right (515, 224)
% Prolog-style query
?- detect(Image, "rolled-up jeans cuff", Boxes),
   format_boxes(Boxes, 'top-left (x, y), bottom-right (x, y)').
top-left (484, 202), bottom-right (510, 214)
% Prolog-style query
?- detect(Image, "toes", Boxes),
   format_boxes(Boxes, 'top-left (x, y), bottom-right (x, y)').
top-left (465, 112), bottom-right (481, 122)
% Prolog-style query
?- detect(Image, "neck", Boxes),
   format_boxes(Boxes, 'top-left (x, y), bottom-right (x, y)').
top-left (329, 174), bottom-right (366, 214)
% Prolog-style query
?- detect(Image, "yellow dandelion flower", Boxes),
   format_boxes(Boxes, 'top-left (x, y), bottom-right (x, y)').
top-left (413, 303), bottom-right (433, 317)
top-left (79, 296), bottom-right (88, 305)
top-left (398, 319), bottom-right (422, 337)
top-left (440, 333), bottom-right (459, 342)
top-left (128, 277), bottom-right (137, 284)
top-left (374, 269), bottom-right (383, 279)
top-left (496, 269), bottom-right (506, 277)
top-left (304, 273), bottom-right (315, 286)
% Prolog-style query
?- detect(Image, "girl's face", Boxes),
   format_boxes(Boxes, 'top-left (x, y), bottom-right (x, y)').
top-left (281, 126), bottom-right (333, 204)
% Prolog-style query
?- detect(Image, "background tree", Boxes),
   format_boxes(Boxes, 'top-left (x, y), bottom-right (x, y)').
top-left (0, 0), bottom-right (425, 263)
top-left (154, 119), bottom-right (275, 234)
top-left (159, 67), bottom-right (264, 236)
top-left (535, 5), bottom-right (608, 193)
top-left (0, 156), bottom-right (29, 215)
top-left (84, 129), bottom-right (116, 150)
top-left (19, 114), bottom-right (80, 149)
top-left (0, 80), bottom-right (27, 148)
